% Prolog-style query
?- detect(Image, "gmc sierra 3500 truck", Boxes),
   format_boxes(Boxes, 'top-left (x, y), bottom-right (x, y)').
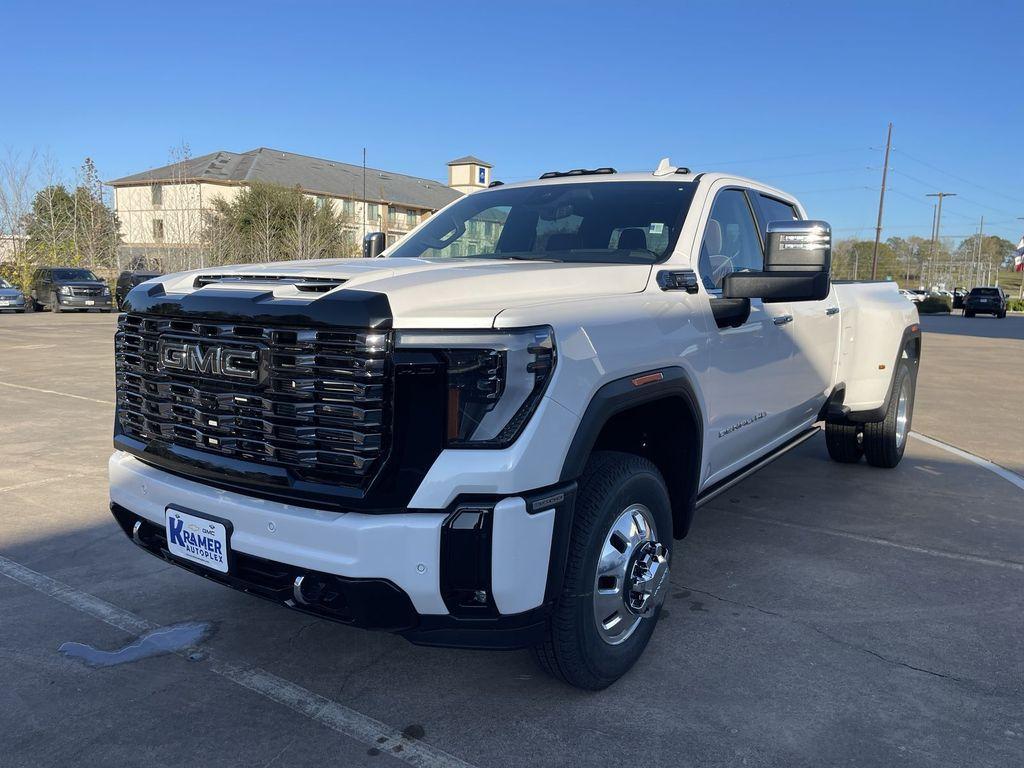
top-left (110, 160), bottom-right (920, 689)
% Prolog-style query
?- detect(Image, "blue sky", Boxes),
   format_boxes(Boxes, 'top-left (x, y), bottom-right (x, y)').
top-left (4, 0), bottom-right (1022, 242)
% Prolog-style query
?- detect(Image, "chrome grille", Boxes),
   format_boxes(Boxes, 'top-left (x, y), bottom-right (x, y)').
top-left (73, 286), bottom-right (104, 297)
top-left (115, 313), bottom-right (390, 486)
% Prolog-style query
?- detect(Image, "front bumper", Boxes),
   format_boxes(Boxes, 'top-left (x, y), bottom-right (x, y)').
top-left (0, 297), bottom-right (25, 309)
top-left (109, 451), bottom-right (575, 649)
top-left (58, 295), bottom-right (113, 309)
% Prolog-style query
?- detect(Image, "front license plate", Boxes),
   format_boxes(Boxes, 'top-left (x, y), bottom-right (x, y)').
top-left (85, 300), bottom-right (95, 305)
top-left (165, 508), bottom-right (229, 573)
top-left (0, 301), bottom-right (9, 306)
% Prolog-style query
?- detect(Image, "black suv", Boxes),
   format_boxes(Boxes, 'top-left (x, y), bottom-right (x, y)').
top-left (115, 270), bottom-right (161, 308)
top-left (963, 287), bottom-right (1008, 318)
top-left (30, 267), bottom-right (114, 313)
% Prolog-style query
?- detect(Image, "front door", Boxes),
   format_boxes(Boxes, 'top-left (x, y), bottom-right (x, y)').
top-left (696, 186), bottom-right (794, 486)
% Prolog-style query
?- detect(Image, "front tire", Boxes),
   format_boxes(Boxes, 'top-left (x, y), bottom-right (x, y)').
top-left (532, 451), bottom-right (672, 690)
top-left (863, 359), bottom-right (915, 468)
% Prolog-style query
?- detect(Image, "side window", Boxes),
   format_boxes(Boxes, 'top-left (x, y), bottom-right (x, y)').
top-left (756, 194), bottom-right (798, 237)
top-left (698, 189), bottom-right (763, 290)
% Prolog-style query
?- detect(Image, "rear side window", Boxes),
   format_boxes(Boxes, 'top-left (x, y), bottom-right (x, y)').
top-left (755, 194), bottom-right (799, 235)
top-left (698, 189), bottom-right (764, 290)
top-left (970, 288), bottom-right (1000, 296)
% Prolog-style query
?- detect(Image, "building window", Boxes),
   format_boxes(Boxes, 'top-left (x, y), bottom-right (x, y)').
top-left (477, 167), bottom-right (486, 184)
top-left (342, 199), bottom-right (355, 216)
top-left (153, 219), bottom-right (165, 242)
top-left (315, 195), bottom-right (328, 210)
top-left (151, 184), bottom-right (163, 207)
top-left (366, 203), bottom-right (380, 222)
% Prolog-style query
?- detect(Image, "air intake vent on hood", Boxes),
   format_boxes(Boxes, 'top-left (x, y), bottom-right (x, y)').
top-left (193, 275), bottom-right (345, 293)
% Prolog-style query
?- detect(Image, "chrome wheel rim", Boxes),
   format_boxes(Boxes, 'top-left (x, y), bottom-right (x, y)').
top-left (895, 377), bottom-right (910, 448)
top-left (593, 503), bottom-right (669, 646)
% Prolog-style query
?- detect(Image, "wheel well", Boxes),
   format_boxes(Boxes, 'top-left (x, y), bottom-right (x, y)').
top-left (591, 396), bottom-right (701, 539)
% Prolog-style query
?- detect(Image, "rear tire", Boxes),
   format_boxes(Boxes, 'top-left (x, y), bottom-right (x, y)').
top-left (863, 359), bottom-right (914, 468)
top-left (532, 451), bottom-right (672, 690)
top-left (825, 421), bottom-right (862, 463)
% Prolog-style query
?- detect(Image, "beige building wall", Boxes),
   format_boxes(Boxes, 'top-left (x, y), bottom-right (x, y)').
top-left (113, 182), bottom-right (434, 248)
top-left (448, 161), bottom-right (490, 194)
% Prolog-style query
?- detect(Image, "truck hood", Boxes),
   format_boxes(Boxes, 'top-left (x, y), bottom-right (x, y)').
top-left (0, 288), bottom-right (23, 299)
top-left (152, 258), bottom-right (653, 327)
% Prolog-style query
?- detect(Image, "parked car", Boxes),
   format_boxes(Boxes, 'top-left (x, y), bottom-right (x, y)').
top-left (0, 277), bottom-right (28, 312)
top-left (898, 289), bottom-right (919, 303)
top-left (109, 163), bottom-right (920, 689)
top-left (29, 267), bottom-right (114, 312)
top-left (908, 289), bottom-right (929, 303)
top-left (963, 286), bottom-right (1008, 318)
top-left (115, 270), bottom-right (162, 308)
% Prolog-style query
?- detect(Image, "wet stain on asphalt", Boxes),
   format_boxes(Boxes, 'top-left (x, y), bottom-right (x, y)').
top-left (689, 600), bottom-right (708, 612)
top-left (673, 590), bottom-right (692, 599)
top-left (58, 621), bottom-right (212, 668)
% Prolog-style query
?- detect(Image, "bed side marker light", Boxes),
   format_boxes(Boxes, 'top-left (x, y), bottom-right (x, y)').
top-left (631, 372), bottom-right (664, 387)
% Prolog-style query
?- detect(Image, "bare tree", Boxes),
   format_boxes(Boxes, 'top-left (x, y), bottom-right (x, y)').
top-left (0, 148), bottom-right (38, 288)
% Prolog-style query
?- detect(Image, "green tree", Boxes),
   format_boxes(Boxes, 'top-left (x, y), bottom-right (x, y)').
top-left (204, 182), bottom-right (352, 264)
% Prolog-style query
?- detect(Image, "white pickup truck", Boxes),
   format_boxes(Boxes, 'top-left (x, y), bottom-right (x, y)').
top-left (110, 162), bottom-right (920, 689)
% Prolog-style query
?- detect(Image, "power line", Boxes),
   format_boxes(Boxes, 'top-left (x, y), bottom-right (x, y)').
top-left (892, 149), bottom-right (1021, 205)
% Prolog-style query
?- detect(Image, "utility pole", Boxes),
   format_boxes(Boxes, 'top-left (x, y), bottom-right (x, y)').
top-left (362, 147), bottom-right (367, 240)
top-left (1017, 218), bottom-right (1024, 299)
top-left (973, 216), bottom-right (984, 289)
top-left (870, 122), bottom-right (893, 280)
top-left (926, 192), bottom-right (955, 290)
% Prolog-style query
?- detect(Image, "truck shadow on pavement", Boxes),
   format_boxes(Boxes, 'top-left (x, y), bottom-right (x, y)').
top-left (2, 439), bottom-right (1022, 768)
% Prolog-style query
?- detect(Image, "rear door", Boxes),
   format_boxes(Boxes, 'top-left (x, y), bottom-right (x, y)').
top-left (752, 193), bottom-right (840, 427)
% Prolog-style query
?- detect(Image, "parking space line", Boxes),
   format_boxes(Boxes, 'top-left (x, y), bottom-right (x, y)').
top-left (0, 553), bottom-right (477, 768)
top-left (732, 513), bottom-right (1024, 572)
top-left (910, 432), bottom-right (1024, 492)
top-left (0, 474), bottom-right (94, 493)
top-left (0, 381), bottom-right (114, 406)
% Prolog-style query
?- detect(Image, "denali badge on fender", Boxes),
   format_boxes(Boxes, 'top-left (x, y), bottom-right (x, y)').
top-left (158, 340), bottom-right (261, 381)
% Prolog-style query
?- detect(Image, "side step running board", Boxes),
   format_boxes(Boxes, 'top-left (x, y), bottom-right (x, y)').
top-left (696, 427), bottom-right (820, 508)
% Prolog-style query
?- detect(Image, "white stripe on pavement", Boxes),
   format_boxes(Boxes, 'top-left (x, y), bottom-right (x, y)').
top-left (910, 431), bottom-right (1024, 492)
top-left (0, 381), bottom-right (114, 406)
top-left (0, 554), bottom-right (477, 768)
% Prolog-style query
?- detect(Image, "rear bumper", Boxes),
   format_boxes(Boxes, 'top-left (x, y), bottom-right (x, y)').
top-left (108, 451), bottom-right (575, 649)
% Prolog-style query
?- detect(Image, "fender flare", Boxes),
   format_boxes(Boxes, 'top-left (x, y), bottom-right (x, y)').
top-left (558, 366), bottom-right (704, 538)
top-left (835, 322), bottom-right (922, 424)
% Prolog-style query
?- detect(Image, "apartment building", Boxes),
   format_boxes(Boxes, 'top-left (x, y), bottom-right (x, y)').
top-left (108, 148), bottom-right (493, 252)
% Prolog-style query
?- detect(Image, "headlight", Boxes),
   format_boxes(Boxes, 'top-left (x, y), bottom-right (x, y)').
top-left (395, 326), bottom-right (556, 447)
top-left (59, 286), bottom-right (72, 296)
top-left (102, 287), bottom-right (111, 296)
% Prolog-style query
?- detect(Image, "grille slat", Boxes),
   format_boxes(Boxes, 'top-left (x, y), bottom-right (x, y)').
top-left (116, 313), bottom-right (390, 486)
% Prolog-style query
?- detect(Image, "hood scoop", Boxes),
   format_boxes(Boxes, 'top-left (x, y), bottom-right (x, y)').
top-left (193, 274), bottom-right (346, 293)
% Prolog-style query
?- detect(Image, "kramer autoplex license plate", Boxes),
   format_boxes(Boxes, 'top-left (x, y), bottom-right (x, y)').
top-left (165, 507), bottom-right (229, 573)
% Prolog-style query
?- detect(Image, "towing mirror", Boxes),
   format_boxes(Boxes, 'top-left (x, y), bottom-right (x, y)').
top-left (363, 231), bottom-right (386, 258)
top-left (723, 220), bottom-right (831, 302)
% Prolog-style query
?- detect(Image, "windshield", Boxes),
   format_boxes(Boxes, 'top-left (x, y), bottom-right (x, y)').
top-left (388, 181), bottom-right (697, 264)
top-left (53, 268), bottom-right (101, 282)
top-left (969, 288), bottom-right (1000, 296)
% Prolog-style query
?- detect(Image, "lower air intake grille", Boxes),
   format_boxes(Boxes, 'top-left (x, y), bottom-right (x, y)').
top-left (115, 313), bottom-right (390, 487)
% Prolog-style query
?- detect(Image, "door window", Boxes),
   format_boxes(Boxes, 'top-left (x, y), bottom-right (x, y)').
top-left (698, 189), bottom-right (763, 290)
top-left (756, 194), bottom-right (798, 235)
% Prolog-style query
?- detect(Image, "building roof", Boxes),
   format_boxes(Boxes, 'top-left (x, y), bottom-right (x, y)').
top-left (447, 155), bottom-right (492, 168)
top-left (107, 148), bottom-right (463, 210)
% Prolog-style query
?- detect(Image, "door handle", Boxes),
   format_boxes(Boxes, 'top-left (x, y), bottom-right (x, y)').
top-left (773, 314), bottom-right (794, 326)
top-left (826, 306), bottom-right (840, 316)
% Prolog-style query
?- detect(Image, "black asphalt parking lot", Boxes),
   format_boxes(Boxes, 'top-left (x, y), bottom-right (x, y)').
top-left (1, 312), bottom-right (1022, 768)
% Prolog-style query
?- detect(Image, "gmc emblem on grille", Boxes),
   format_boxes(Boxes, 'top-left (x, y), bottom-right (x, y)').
top-left (158, 340), bottom-right (261, 381)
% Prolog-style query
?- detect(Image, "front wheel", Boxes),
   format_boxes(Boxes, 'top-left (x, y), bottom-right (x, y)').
top-left (863, 359), bottom-right (915, 468)
top-left (532, 451), bottom-right (672, 690)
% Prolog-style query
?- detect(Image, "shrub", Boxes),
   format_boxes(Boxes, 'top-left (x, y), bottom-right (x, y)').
top-left (1007, 298), bottom-right (1024, 313)
top-left (917, 295), bottom-right (952, 314)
